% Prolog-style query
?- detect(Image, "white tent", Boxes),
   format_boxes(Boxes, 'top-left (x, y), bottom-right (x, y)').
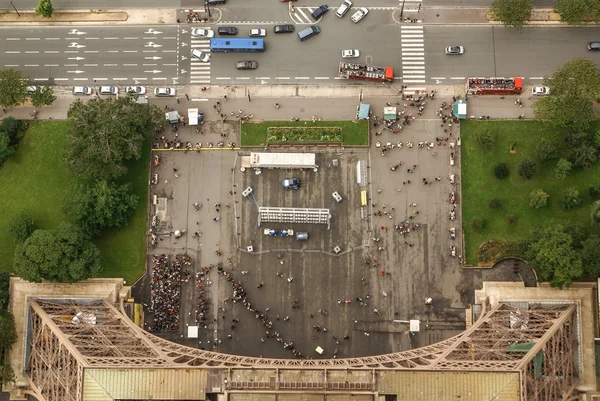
top-left (188, 108), bottom-right (199, 126)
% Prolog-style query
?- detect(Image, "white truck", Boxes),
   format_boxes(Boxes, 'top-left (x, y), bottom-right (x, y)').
top-left (249, 152), bottom-right (317, 169)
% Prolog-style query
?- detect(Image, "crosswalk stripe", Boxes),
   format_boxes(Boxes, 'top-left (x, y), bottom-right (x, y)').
top-left (401, 44), bottom-right (425, 47)
top-left (401, 39), bottom-right (424, 43)
top-left (401, 26), bottom-right (424, 29)
top-left (403, 66), bottom-right (425, 69)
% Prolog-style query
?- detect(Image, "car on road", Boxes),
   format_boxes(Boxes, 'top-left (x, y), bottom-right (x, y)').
top-left (125, 86), bottom-right (146, 95)
top-left (154, 87), bottom-right (176, 97)
top-left (280, 0), bottom-right (297, 2)
top-left (297, 25), bottom-right (320, 41)
top-left (72, 86), bottom-right (93, 95)
top-left (206, 0), bottom-right (225, 4)
top-left (26, 85), bottom-right (38, 94)
top-left (191, 28), bottom-right (215, 38)
top-left (99, 86), bottom-right (118, 95)
top-left (341, 49), bottom-right (360, 58)
top-left (218, 26), bottom-right (238, 36)
top-left (350, 7), bottom-right (368, 23)
top-left (445, 45), bottom-right (464, 55)
top-left (588, 42), bottom-right (600, 51)
top-left (274, 24), bottom-right (295, 34)
top-left (236, 61), bottom-right (258, 70)
top-left (311, 4), bottom-right (329, 20)
top-left (282, 177), bottom-right (300, 189)
top-left (249, 28), bottom-right (266, 37)
top-left (532, 86), bottom-right (550, 96)
top-left (335, 0), bottom-right (352, 17)
top-left (191, 49), bottom-right (210, 62)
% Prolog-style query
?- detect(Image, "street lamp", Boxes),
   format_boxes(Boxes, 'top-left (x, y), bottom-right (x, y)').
top-left (10, 1), bottom-right (20, 17)
top-left (205, 1), bottom-right (211, 18)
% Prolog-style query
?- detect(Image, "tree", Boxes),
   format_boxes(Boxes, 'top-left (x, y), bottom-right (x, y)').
top-left (529, 189), bottom-right (549, 208)
top-left (35, 0), bottom-right (53, 17)
top-left (474, 128), bottom-right (496, 151)
top-left (62, 180), bottom-right (139, 236)
top-left (591, 200), bottom-right (600, 226)
top-left (554, 158), bottom-right (572, 179)
top-left (0, 310), bottom-right (17, 349)
top-left (563, 187), bottom-right (581, 210)
top-left (30, 85), bottom-right (56, 107)
top-left (537, 138), bottom-right (558, 161)
top-left (569, 144), bottom-right (598, 170)
top-left (0, 131), bottom-right (15, 165)
top-left (0, 364), bottom-right (16, 388)
top-left (594, 130), bottom-right (600, 149)
top-left (505, 215), bottom-right (516, 224)
top-left (494, 163), bottom-right (509, 179)
top-left (488, 198), bottom-right (500, 208)
top-left (7, 210), bottom-right (34, 243)
top-left (581, 235), bottom-right (600, 276)
top-left (518, 158), bottom-right (536, 179)
top-left (590, 185), bottom-right (600, 199)
top-left (525, 224), bottom-right (583, 288)
top-left (65, 97), bottom-right (165, 180)
top-left (0, 116), bottom-right (27, 146)
top-left (14, 222), bottom-right (102, 283)
top-left (534, 92), bottom-right (595, 131)
top-left (490, 0), bottom-right (533, 28)
top-left (554, 0), bottom-right (600, 25)
top-left (0, 69), bottom-right (28, 108)
top-left (0, 271), bottom-right (9, 308)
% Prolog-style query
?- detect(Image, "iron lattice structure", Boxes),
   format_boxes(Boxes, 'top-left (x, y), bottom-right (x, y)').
top-left (26, 299), bottom-right (579, 401)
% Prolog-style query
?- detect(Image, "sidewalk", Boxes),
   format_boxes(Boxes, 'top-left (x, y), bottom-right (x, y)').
top-left (421, 7), bottom-right (569, 25)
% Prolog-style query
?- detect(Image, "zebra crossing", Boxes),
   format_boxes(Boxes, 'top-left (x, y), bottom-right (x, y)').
top-left (190, 33), bottom-right (211, 84)
top-left (400, 25), bottom-right (425, 85)
top-left (289, 7), bottom-right (318, 24)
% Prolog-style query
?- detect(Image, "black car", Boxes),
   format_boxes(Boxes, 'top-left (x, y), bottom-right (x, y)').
top-left (588, 42), bottom-right (600, 51)
top-left (206, 0), bottom-right (226, 3)
top-left (218, 26), bottom-right (238, 36)
top-left (236, 61), bottom-right (258, 70)
top-left (311, 4), bottom-right (329, 20)
top-left (274, 24), bottom-right (295, 34)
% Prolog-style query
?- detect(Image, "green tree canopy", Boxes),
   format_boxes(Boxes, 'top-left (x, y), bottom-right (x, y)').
top-left (0, 69), bottom-right (28, 108)
top-left (534, 92), bottom-right (595, 131)
top-left (554, 158), bottom-right (572, 179)
top-left (591, 200), bottom-right (600, 226)
top-left (569, 144), bottom-right (598, 170)
top-left (563, 187), bottom-right (582, 210)
top-left (0, 131), bottom-right (15, 165)
top-left (7, 210), bottom-right (35, 243)
top-left (65, 96), bottom-right (165, 180)
top-left (0, 116), bottom-right (27, 146)
top-left (0, 271), bottom-right (9, 308)
top-left (490, 0), bottom-right (533, 28)
top-left (474, 127), bottom-right (496, 151)
top-left (525, 224), bottom-right (584, 288)
top-left (0, 364), bottom-right (16, 388)
top-left (14, 222), bottom-right (102, 283)
top-left (518, 158), bottom-right (537, 179)
top-left (30, 85), bottom-right (56, 107)
top-left (529, 188), bottom-right (549, 209)
top-left (537, 138), bottom-right (558, 161)
top-left (494, 162), bottom-right (509, 179)
top-left (554, 0), bottom-right (600, 25)
top-left (544, 57), bottom-right (600, 98)
top-left (581, 235), bottom-right (600, 276)
top-left (0, 310), bottom-right (17, 349)
top-left (35, 0), bottom-right (54, 17)
top-left (62, 180), bottom-right (139, 236)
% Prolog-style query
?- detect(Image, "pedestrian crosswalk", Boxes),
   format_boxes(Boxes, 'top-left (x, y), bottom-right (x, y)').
top-left (190, 35), bottom-right (211, 84)
top-left (290, 7), bottom-right (317, 24)
top-left (400, 25), bottom-right (425, 85)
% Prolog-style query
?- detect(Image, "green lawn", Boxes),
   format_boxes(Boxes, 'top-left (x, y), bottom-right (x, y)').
top-left (241, 120), bottom-right (369, 146)
top-left (0, 121), bottom-right (149, 283)
top-left (461, 120), bottom-right (600, 265)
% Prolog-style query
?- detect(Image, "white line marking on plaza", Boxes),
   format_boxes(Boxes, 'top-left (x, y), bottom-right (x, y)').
top-left (191, 98), bottom-right (209, 102)
top-left (25, 51), bottom-right (39, 54)
top-left (450, 77), bottom-right (465, 80)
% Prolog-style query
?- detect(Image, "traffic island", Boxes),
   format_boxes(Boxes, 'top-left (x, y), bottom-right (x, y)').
top-left (0, 10), bottom-right (128, 22)
top-left (240, 120), bottom-right (369, 147)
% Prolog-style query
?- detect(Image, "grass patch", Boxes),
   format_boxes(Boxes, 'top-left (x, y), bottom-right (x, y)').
top-left (241, 120), bottom-right (369, 146)
top-left (461, 120), bottom-right (600, 265)
top-left (0, 121), bottom-right (148, 283)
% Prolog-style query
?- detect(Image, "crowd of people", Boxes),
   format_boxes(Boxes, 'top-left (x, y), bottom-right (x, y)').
top-left (195, 264), bottom-right (214, 327)
top-left (149, 254), bottom-right (192, 331)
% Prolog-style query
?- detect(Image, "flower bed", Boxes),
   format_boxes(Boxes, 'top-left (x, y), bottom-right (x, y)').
top-left (266, 126), bottom-right (342, 143)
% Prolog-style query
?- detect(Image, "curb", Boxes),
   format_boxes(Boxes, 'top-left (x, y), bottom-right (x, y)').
top-left (0, 11), bottom-right (128, 23)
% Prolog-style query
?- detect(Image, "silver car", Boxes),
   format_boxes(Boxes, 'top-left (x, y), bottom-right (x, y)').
top-left (350, 7), bottom-right (368, 23)
top-left (191, 28), bottom-right (215, 38)
top-left (341, 49), bottom-right (360, 58)
top-left (249, 28), bottom-right (266, 37)
top-left (154, 87), bottom-right (176, 97)
top-left (191, 49), bottom-right (210, 62)
top-left (125, 86), bottom-right (146, 95)
top-left (445, 46), bottom-right (465, 55)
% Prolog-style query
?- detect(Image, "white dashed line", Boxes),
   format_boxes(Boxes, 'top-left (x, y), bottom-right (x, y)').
top-left (450, 77), bottom-right (465, 80)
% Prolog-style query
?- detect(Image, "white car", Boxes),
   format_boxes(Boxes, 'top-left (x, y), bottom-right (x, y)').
top-left (532, 86), bottom-right (550, 96)
top-left (154, 87), bottom-right (176, 97)
top-left (335, 0), bottom-right (352, 17)
top-left (191, 49), bottom-right (210, 62)
top-left (72, 86), bottom-right (93, 95)
top-left (445, 45), bottom-right (464, 55)
top-left (191, 28), bottom-right (215, 38)
top-left (98, 86), bottom-right (118, 95)
top-left (125, 86), bottom-right (146, 95)
top-left (249, 28), bottom-right (266, 37)
top-left (350, 7), bottom-right (368, 23)
top-left (341, 49), bottom-right (360, 58)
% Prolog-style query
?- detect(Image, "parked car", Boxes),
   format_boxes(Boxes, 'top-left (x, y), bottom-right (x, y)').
top-left (249, 28), bottom-right (266, 37)
top-left (274, 24), bottom-right (295, 34)
top-left (191, 49), bottom-right (210, 62)
top-left (532, 86), bottom-right (550, 96)
top-left (218, 26), bottom-right (238, 36)
top-left (350, 7), bottom-right (368, 23)
top-left (445, 45), bottom-right (464, 55)
top-left (335, 0), bottom-right (352, 17)
top-left (26, 85), bottom-right (38, 94)
top-left (341, 49), bottom-right (360, 58)
top-left (125, 86), bottom-right (146, 95)
top-left (236, 61), bottom-right (258, 70)
top-left (72, 86), bottom-right (93, 95)
top-left (297, 25), bottom-right (320, 41)
top-left (154, 87), bottom-right (176, 97)
top-left (311, 4), bottom-right (329, 19)
top-left (282, 177), bottom-right (300, 189)
top-left (588, 42), bottom-right (600, 51)
top-left (191, 28), bottom-right (214, 38)
top-left (98, 86), bottom-right (118, 95)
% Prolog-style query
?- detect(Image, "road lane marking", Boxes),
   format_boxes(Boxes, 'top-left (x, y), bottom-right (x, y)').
top-left (315, 77), bottom-right (330, 80)
top-left (215, 77), bottom-right (230, 80)
top-left (33, 78), bottom-right (49, 81)
top-left (105, 37), bottom-right (119, 40)
top-left (255, 77), bottom-right (270, 80)
top-left (403, 72), bottom-right (425, 76)
top-left (402, 44), bottom-right (425, 47)
top-left (403, 80), bottom-right (426, 83)
top-left (162, 50), bottom-right (176, 53)
top-left (124, 37), bottom-right (139, 39)
top-left (430, 77), bottom-right (446, 80)
top-left (152, 77), bottom-right (167, 80)
top-left (142, 50), bottom-right (157, 53)
top-left (84, 51), bottom-right (99, 53)
top-left (25, 51), bottom-right (39, 54)
top-left (64, 51), bottom-right (79, 53)
top-left (44, 64), bottom-right (59, 67)
top-left (401, 39), bottom-right (424, 42)
top-left (45, 38), bottom-right (60, 40)
top-left (73, 78), bottom-right (88, 81)
top-left (85, 37), bottom-right (100, 40)
top-left (401, 26), bottom-right (424, 29)
top-left (93, 77), bottom-right (108, 80)
top-left (276, 77), bottom-right (290, 80)
top-left (402, 61), bottom-right (425, 65)
top-left (26, 38), bottom-right (40, 40)
top-left (24, 64), bottom-right (39, 67)
top-left (107, 50), bottom-right (119, 53)
top-left (401, 35), bottom-right (424, 38)
top-left (143, 37), bottom-right (158, 40)
top-left (530, 77), bottom-right (544, 80)
top-left (402, 53), bottom-right (424, 56)
top-left (84, 64), bottom-right (98, 67)
top-left (143, 64), bottom-right (158, 66)
top-left (296, 77), bottom-right (310, 80)
top-left (45, 51), bottom-right (59, 54)
top-left (5, 51), bottom-right (20, 54)
top-left (404, 66), bottom-right (425, 69)
top-left (64, 64), bottom-right (79, 67)
top-left (402, 57), bottom-right (424, 60)
top-left (163, 64), bottom-right (177, 66)
top-left (132, 78), bottom-right (148, 80)
top-left (123, 64), bottom-right (138, 66)
top-left (190, 80), bottom-right (211, 83)
top-left (450, 77), bottom-right (465, 80)
top-left (237, 77), bottom-right (250, 80)
top-left (113, 78), bottom-right (128, 80)
top-left (123, 50), bottom-right (138, 53)
top-left (163, 36), bottom-right (176, 39)
top-left (54, 78), bottom-right (68, 81)
top-left (4, 64), bottom-right (19, 67)
top-left (6, 38), bottom-right (20, 41)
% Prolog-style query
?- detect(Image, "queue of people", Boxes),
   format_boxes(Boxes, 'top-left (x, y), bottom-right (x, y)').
top-left (149, 254), bottom-right (192, 331)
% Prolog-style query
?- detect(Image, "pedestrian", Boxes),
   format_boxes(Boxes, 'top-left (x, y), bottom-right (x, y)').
top-left (185, 94), bottom-right (190, 101)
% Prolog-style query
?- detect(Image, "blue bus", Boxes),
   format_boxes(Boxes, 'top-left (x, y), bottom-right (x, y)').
top-left (210, 38), bottom-right (265, 53)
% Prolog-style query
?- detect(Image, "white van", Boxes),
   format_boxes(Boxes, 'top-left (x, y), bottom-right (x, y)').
top-left (335, 0), bottom-right (352, 17)
top-left (72, 86), bottom-right (93, 95)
